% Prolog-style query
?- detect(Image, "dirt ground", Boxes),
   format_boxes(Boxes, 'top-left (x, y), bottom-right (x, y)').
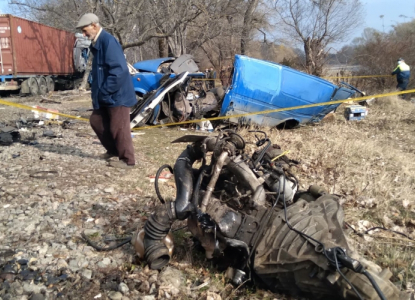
top-left (0, 92), bottom-right (414, 300)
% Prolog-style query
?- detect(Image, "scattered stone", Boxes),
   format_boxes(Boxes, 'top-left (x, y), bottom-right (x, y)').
top-left (67, 240), bottom-right (77, 250)
top-left (10, 282), bottom-right (23, 295)
top-left (149, 283), bottom-right (157, 294)
top-left (38, 245), bottom-right (48, 256)
top-left (22, 282), bottom-right (43, 294)
top-left (68, 259), bottom-right (80, 272)
top-left (138, 296), bottom-right (155, 300)
top-left (119, 282), bottom-right (129, 295)
top-left (138, 281), bottom-right (150, 293)
top-left (37, 190), bottom-right (49, 197)
top-left (94, 218), bottom-right (107, 226)
top-left (83, 229), bottom-right (100, 236)
top-left (104, 187), bottom-right (115, 193)
top-left (207, 292), bottom-right (222, 300)
top-left (41, 232), bottom-right (55, 240)
top-left (148, 273), bottom-right (158, 285)
top-left (97, 257), bottom-right (111, 269)
top-left (82, 269), bottom-right (93, 280)
top-left (108, 291), bottom-right (123, 300)
top-left (158, 267), bottom-right (183, 289)
top-left (30, 294), bottom-right (45, 300)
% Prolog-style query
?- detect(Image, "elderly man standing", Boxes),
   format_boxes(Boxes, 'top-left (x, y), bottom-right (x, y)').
top-left (76, 13), bottom-right (137, 169)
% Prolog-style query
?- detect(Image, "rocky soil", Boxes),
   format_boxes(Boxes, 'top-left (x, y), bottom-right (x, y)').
top-left (1, 94), bottom-right (285, 300)
top-left (0, 94), bottom-right (219, 300)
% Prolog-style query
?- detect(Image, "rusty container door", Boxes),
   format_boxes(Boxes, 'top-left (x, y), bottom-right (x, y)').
top-left (0, 15), bottom-right (14, 75)
top-left (2, 15), bottom-right (76, 76)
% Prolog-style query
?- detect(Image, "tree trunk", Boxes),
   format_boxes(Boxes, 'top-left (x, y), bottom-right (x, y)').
top-left (304, 37), bottom-right (325, 77)
top-left (158, 37), bottom-right (168, 58)
top-left (79, 54), bottom-right (93, 90)
top-left (167, 29), bottom-right (186, 57)
top-left (304, 37), bottom-right (313, 74)
top-left (240, 0), bottom-right (260, 55)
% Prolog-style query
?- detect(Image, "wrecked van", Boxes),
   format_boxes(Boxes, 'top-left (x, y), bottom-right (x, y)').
top-left (220, 55), bottom-right (356, 128)
top-left (129, 55), bottom-right (356, 129)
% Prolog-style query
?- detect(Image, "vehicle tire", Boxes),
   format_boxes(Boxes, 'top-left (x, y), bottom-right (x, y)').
top-left (73, 78), bottom-right (83, 90)
top-left (36, 76), bottom-right (47, 95)
top-left (28, 77), bottom-right (39, 96)
top-left (276, 119), bottom-right (299, 130)
top-left (45, 76), bottom-right (55, 92)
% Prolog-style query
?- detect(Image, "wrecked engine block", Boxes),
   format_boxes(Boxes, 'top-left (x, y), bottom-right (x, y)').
top-left (138, 131), bottom-right (401, 299)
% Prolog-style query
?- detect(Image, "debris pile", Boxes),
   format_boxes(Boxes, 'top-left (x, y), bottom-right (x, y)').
top-left (138, 131), bottom-right (404, 299)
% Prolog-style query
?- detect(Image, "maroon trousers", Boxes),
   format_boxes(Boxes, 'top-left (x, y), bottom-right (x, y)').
top-left (90, 106), bottom-right (135, 165)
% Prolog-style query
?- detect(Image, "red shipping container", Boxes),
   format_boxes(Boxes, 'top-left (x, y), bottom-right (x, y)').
top-left (0, 14), bottom-right (75, 76)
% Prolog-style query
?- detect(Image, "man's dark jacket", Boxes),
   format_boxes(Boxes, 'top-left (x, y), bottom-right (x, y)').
top-left (90, 30), bottom-right (137, 110)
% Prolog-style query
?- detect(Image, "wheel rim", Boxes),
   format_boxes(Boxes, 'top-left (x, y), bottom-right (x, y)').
top-left (36, 77), bottom-right (47, 95)
top-left (28, 77), bottom-right (39, 96)
top-left (46, 76), bottom-right (55, 92)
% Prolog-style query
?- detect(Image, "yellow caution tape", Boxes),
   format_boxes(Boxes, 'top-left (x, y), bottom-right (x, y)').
top-left (323, 74), bottom-right (393, 79)
top-left (132, 88), bottom-right (415, 130)
top-left (192, 75), bottom-right (392, 80)
top-left (271, 150), bottom-right (291, 162)
top-left (1, 88), bottom-right (413, 131)
top-left (0, 99), bottom-right (89, 121)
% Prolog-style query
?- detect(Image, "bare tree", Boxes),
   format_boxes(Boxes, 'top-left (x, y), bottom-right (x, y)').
top-left (240, 0), bottom-right (260, 55)
top-left (8, 0), bottom-right (201, 50)
top-left (273, 0), bottom-right (363, 76)
top-left (147, 0), bottom-right (204, 57)
top-left (8, 0), bottom-right (277, 78)
top-left (8, 0), bottom-right (207, 88)
top-left (188, 0), bottom-right (271, 69)
top-left (350, 20), bottom-right (415, 92)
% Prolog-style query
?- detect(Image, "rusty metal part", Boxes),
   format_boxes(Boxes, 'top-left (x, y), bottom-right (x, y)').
top-left (205, 197), bottom-right (241, 238)
top-left (132, 229), bottom-right (174, 260)
top-left (162, 231), bottom-right (174, 258)
top-left (200, 151), bottom-right (228, 213)
top-left (187, 214), bottom-right (219, 259)
top-left (226, 156), bottom-right (266, 207)
top-left (131, 229), bottom-right (145, 259)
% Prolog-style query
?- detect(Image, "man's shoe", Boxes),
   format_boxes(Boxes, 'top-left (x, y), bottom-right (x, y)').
top-left (99, 152), bottom-right (117, 160)
top-left (108, 160), bottom-right (135, 169)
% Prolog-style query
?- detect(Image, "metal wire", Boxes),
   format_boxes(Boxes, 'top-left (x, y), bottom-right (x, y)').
top-left (155, 164), bottom-right (174, 204)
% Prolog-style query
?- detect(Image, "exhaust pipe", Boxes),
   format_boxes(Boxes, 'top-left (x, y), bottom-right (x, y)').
top-left (200, 151), bottom-right (228, 212)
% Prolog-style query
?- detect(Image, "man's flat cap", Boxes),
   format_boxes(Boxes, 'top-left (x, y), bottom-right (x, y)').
top-left (76, 13), bottom-right (99, 29)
